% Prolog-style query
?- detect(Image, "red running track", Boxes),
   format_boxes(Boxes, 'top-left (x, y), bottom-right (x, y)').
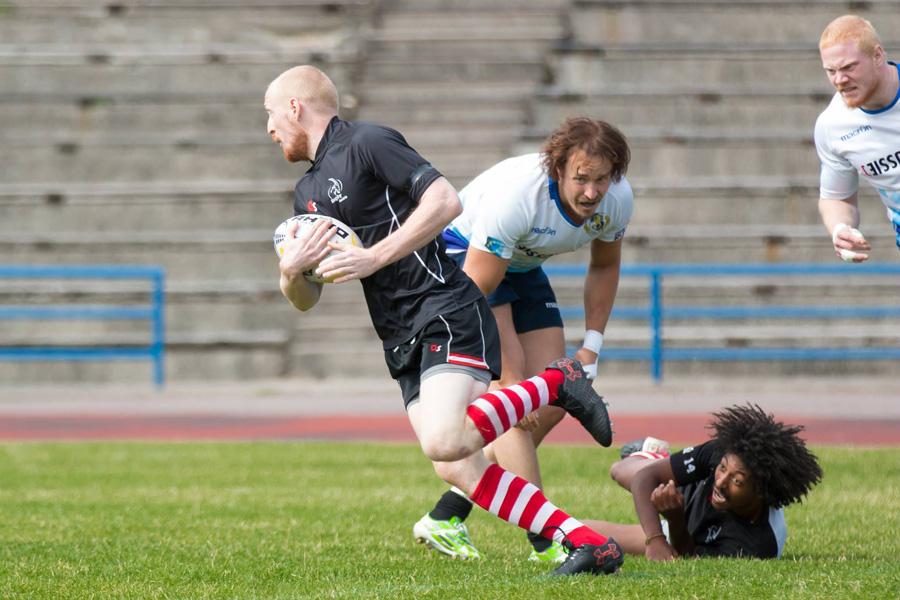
top-left (2, 413), bottom-right (899, 446)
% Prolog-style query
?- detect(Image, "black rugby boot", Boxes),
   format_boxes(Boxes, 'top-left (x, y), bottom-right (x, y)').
top-left (547, 358), bottom-right (613, 447)
top-left (551, 538), bottom-right (624, 576)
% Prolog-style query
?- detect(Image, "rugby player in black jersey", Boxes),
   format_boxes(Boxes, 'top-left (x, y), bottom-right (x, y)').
top-left (584, 404), bottom-right (822, 560)
top-left (264, 65), bottom-right (622, 576)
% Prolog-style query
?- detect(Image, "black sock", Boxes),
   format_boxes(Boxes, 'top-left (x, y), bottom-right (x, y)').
top-left (527, 531), bottom-right (552, 552)
top-left (428, 489), bottom-right (474, 521)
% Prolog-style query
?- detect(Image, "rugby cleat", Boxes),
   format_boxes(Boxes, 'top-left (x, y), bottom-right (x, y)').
top-left (413, 514), bottom-right (481, 560)
top-left (620, 436), bottom-right (671, 460)
top-left (547, 358), bottom-right (613, 447)
top-left (528, 540), bottom-right (569, 564)
top-left (551, 538), bottom-right (624, 576)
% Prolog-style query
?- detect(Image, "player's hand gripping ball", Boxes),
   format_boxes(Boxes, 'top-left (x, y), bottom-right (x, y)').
top-left (273, 214), bottom-right (362, 283)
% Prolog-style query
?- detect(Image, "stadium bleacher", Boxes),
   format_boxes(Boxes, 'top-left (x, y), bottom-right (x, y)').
top-left (1, 0), bottom-right (897, 383)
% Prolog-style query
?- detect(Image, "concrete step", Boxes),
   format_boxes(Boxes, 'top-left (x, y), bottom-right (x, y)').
top-left (549, 45), bottom-right (873, 92)
top-left (0, 180), bottom-right (295, 232)
top-left (0, 231), bottom-right (283, 281)
top-left (0, 4), bottom-right (371, 45)
top-left (569, 1), bottom-right (900, 45)
top-left (0, 134), bottom-right (299, 183)
top-left (1, 274), bottom-right (366, 322)
top-left (383, 0), bottom-right (568, 10)
top-left (289, 319), bottom-right (900, 379)
top-left (549, 272), bottom-right (900, 307)
top-left (623, 180), bottom-right (883, 228)
top-left (361, 58), bottom-right (547, 84)
top-left (359, 80), bottom-right (540, 105)
top-left (615, 227), bottom-right (900, 263)
top-left (531, 88), bottom-right (832, 130)
top-left (0, 97), bottom-right (268, 134)
top-left (375, 9), bottom-right (563, 39)
top-left (0, 333), bottom-right (290, 384)
top-left (5, 271), bottom-right (896, 383)
top-left (365, 38), bottom-right (560, 62)
top-left (7, 0), bottom-right (371, 10)
top-left (593, 323), bottom-right (900, 346)
top-left (516, 127), bottom-right (819, 179)
top-left (359, 102), bottom-right (522, 126)
top-left (0, 53), bottom-right (357, 96)
top-left (2, 126), bottom-right (519, 184)
top-left (6, 223), bottom-right (898, 284)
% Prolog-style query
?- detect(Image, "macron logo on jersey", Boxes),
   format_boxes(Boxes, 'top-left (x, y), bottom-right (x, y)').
top-left (531, 226), bottom-right (557, 236)
top-left (840, 125), bottom-right (872, 142)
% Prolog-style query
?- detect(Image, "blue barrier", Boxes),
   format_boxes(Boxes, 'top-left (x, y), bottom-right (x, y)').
top-left (0, 265), bottom-right (166, 387)
top-left (545, 263), bottom-right (900, 382)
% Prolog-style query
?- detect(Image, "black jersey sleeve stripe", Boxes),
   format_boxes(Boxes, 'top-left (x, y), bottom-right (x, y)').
top-left (407, 163), bottom-right (435, 192)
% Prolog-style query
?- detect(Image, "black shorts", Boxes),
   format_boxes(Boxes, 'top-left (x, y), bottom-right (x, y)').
top-left (385, 298), bottom-right (501, 409)
top-left (449, 252), bottom-right (563, 334)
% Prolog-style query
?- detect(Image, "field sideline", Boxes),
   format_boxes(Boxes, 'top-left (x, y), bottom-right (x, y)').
top-left (2, 441), bottom-right (898, 599)
top-left (2, 375), bottom-right (899, 445)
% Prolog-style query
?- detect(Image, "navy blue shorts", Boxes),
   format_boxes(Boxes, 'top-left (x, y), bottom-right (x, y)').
top-left (449, 251), bottom-right (563, 334)
top-left (385, 297), bottom-right (501, 408)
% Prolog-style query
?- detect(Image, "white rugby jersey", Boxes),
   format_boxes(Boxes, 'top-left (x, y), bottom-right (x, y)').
top-left (814, 62), bottom-right (900, 216)
top-left (445, 153), bottom-right (634, 272)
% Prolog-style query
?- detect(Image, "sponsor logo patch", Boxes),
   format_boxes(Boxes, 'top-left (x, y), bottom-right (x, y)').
top-left (484, 236), bottom-right (505, 257)
top-left (860, 149), bottom-right (900, 177)
top-left (328, 178), bottom-right (348, 203)
top-left (705, 526), bottom-right (722, 543)
top-left (584, 213), bottom-right (609, 234)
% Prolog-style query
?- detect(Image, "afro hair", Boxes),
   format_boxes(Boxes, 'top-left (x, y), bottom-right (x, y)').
top-left (710, 404), bottom-right (823, 509)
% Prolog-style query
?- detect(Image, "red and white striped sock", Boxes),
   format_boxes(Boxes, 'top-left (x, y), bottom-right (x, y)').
top-left (465, 369), bottom-right (564, 444)
top-left (629, 451), bottom-right (669, 460)
top-left (470, 463), bottom-right (607, 548)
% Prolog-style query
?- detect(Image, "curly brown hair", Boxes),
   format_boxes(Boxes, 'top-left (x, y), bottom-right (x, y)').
top-left (710, 404), bottom-right (823, 509)
top-left (540, 117), bottom-right (630, 183)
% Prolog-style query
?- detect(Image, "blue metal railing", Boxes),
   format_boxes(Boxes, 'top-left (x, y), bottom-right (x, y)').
top-left (545, 263), bottom-right (900, 382)
top-left (0, 265), bottom-right (166, 386)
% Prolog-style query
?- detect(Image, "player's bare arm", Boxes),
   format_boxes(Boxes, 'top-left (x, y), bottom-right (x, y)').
top-left (279, 219), bottom-right (331, 310)
top-left (317, 177), bottom-right (462, 283)
top-left (461, 247), bottom-right (510, 296)
top-left (629, 458), bottom-right (679, 561)
top-left (649, 480), bottom-right (692, 557)
top-left (818, 193), bottom-right (871, 262)
top-left (574, 238), bottom-right (622, 374)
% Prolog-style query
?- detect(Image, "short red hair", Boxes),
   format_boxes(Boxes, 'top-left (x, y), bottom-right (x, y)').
top-left (819, 14), bottom-right (882, 57)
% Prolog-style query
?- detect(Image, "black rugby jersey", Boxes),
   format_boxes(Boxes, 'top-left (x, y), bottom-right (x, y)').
top-left (292, 117), bottom-right (483, 348)
top-left (670, 441), bottom-right (787, 559)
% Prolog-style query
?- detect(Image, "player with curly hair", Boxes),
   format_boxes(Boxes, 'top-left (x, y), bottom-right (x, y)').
top-left (584, 404), bottom-right (823, 560)
top-left (412, 117), bottom-right (633, 563)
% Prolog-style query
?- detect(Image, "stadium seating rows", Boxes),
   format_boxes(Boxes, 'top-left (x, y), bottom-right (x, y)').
top-left (1, 0), bottom-right (897, 383)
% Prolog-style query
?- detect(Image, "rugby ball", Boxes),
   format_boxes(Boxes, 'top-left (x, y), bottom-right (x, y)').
top-left (273, 214), bottom-right (362, 283)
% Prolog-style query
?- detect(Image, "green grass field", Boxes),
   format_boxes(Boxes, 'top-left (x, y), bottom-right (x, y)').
top-left (1, 441), bottom-right (898, 599)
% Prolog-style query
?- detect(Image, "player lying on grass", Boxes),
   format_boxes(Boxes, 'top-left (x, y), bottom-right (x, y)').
top-left (583, 404), bottom-right (823, 560)
top-left (412, 117), bottom-right (633, 563)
